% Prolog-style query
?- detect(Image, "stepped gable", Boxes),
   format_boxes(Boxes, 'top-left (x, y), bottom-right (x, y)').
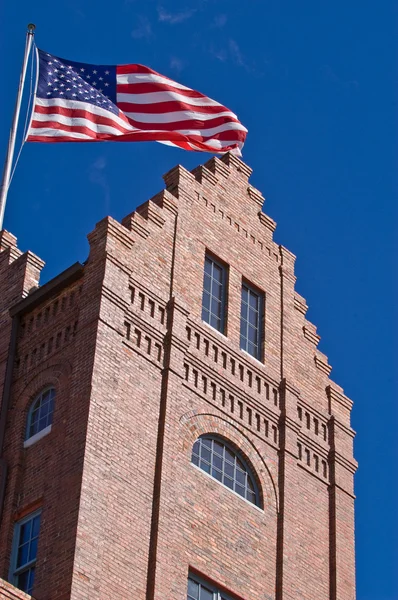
top-left (112, 152), bottom-right (344, 401)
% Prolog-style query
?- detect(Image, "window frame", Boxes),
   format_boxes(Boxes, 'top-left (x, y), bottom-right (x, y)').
top-left (25, 387), bottom-right (55, 445)
top-left (187, 572), bottom-right (237, 600)
top-left (201, 253), bottom-right (228, 335)
top-left (191, 435), bottom-right (262, 508)
top-left (240, 280), bottom-right (264, 361)
top-left (9, 509), bottom-right (41, 595)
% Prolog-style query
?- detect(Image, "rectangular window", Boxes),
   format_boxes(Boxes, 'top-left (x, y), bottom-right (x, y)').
top-left (10, 510), bottom-right (41, 595)
top-left (187, 574), bottom-right (236, 600)
top-left (240, 282), bottom-right (264, 360)
top-left (201, 254), bottom-right (227, 334)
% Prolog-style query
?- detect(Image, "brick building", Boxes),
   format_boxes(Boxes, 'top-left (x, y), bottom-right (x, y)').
top-left (0, 153), bottom-right (356, 600)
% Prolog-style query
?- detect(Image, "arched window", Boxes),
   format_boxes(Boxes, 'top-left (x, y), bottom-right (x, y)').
top-left (191, 435), bottom-right (261, 507)
top-left (26, 387), bottom-right (55, 442)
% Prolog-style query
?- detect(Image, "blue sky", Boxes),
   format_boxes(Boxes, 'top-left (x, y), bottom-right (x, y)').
top-left (1, 1), bottom-right (396, 598)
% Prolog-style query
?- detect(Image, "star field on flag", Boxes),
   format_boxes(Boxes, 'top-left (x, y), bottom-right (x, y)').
top-left (27, 49), bottom-right (247, 155)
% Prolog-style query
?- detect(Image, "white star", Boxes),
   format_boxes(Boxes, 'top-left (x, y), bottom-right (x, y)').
top-left (72, 93), bottom-right (77, 96)
top-left (47, 82), bottom-right (52, 86)
top-left (72, 77), bottom-right (77, 81)
top-left (49, 61), bottom-right (53, 65)
top-left (60, 64), bottom-right (65, 69)
top-left (60, 74), bottom-right (65, 78)
top-left (80, 68), bottom-right (85, 72)
top-left (47, 91), bottom-right (52, 95)
top-left (105, 70), bottom-right (110, 75)
top-left (99, 76), bottom-right (103, 80)
top-left (48, 71), bottom-right (53, 76)
top-left (99, 88), bottom-right (103, 92)
top-left (93, 69), bottom-right (97, 74)
top-left (66, 87), bottom-right (71, 91)
top-left (54, 87), bottom-right (59, 91)
top-left (78, 83), bottom-right (83, 87)
top-left (60, 91), bottom-right (64, 95)
top-left (66, 70), bottom-right (71, 74)
top-left (84, 97), bottom-right (89, 100)
top-left (54, 68), bottom-right (59, 72)
top-left (54, 59), bottom-right (58, 63)
top-left (54, 78), bottom-right (59, 82)
top-left (105, 82), bottom-right (109, 87)
top-left (92, 81), bottom-right (97, 86)
top-left (86, 74), bottom-right (91, 79)
top-left (60, 83), bottom-right (65, 87)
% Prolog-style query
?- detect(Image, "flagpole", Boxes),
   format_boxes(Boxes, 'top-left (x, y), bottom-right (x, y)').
top-left (0, 24), bottom-right (36, 231)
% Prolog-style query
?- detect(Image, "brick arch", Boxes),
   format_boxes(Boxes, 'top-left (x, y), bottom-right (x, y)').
top-left (179, 410), bottom-right (279, 513)
top-left (18, 361), bottom-right (72, 422)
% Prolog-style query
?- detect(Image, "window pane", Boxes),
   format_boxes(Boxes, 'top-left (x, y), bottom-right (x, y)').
top-left (249, 292), bottom-right (259, 310)
top-left (213, 454), bottom-right (222, 471)
top-left (224, 447), bottom-right (235, 464)
top-left (17, 543), bottom-right (29, 567)
top-left (248, 309), bottom-right (258, 326)
top-left (248, 326), bottom-right (258, 345)
top-left (202, 438), bottom-right (212, 449)
top-left (201, 308), bottom-right (210, 322)
top-left (223, 475), bottom-right (234, 490)
top-left (192, 440), bottom-right (200, 455)
top-left (28, 538), bottom-right (38, 562)
top-left (200, 460), bottom-right (211, 474)
top-left (224, 461), bottom-right (234, 478)
top-left (204, 258), bottom-right (212, 275)
top-left (192, 453), bottom-right (199, 467)
top-left (210, 314), bottom-right (220, 330)
top-left (203, 273), bottom-right (211, 292)
top-left (188, 578), bottom-right (199, 600)
top-left (20, 521), bottom-right (32, 544)
top-left (17, 570), bottom-right (30, 593)
top-left (200, 585), bottom-right (214, 600)
top-left (202, 291), bottom-right (210, 311)
top-left (242, 286), bottom-right (248, 304)
top-left (28, 567), bottom-right (35, 594)
top-left (247, 490), bottom-right (256, 504)
top-left (201, 447), bottom-right (211, 462)
top-left (212, 467), bottom-right (223, 482)
top-left (236, 483), bottom-right (246, 497)
top-left (235, 468), bottom-right (246, 485)
top-left (213, 441), bottom-right (223, 456)
top-left (212, 264), bottom-right (223, 283)
top-left (210, 298), bottom-right (221, 318)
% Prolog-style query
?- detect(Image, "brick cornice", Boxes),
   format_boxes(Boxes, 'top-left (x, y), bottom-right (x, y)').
top-left (326, 385), bottom-right (353, 413)
top-left (329, 450), bottom-right (358, 475)
top-left (303, 325), bottom-right (320, 347)
top-left (314, 353), bottom-right (332, 376)
top-left (258, 211), bottom-right (277, 231)
top-left (220, 152), bottom-right (253, 179)
top-left (294, 293), bottom-right (308, 315)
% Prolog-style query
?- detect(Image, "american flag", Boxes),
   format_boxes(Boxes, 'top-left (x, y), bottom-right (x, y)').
top-left (27, 49), bottom-right (247, 155)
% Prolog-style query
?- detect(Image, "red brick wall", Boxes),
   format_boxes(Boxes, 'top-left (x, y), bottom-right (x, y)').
top-left (0, 153), bottom-right (356, 600)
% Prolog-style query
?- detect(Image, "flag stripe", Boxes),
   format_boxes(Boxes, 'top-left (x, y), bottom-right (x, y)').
top-left (115, 82), bottom-right (217, 99)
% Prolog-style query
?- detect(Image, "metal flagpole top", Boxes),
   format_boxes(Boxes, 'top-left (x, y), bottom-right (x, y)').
top-left (27, 24), bottom-right (36, 33)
